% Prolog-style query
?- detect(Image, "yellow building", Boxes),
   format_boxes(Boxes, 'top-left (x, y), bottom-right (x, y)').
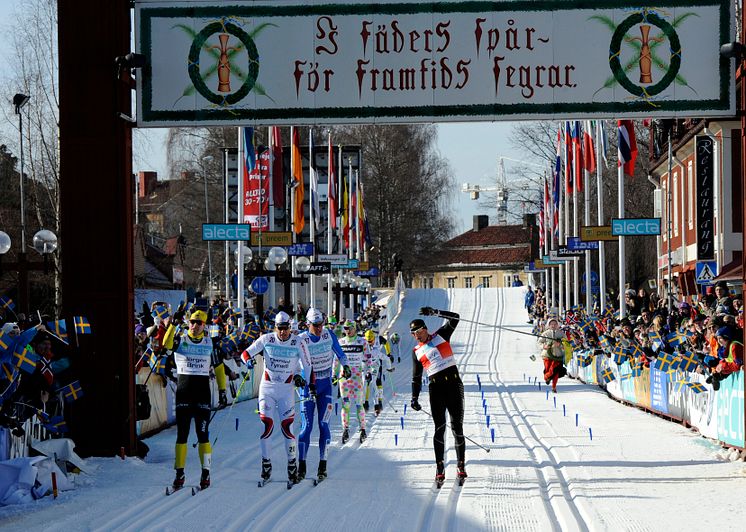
top-left (412, 215), bottom-right (538, 289)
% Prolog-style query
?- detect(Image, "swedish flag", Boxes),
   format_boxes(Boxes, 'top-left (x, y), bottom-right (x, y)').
top-left (631, 366), bottom-right (643, 378)
top-left (666, 330), bottom-right (687, 347)
top-left (678, 351), bottom-right (699, 372)
top-left (0, 296), bottom-right (15, 311)
top-left (653, 352), bottom-right (678, 373)
top-left (1, 361), bottom-right (17, 382)
top-left (152, 305), bottom-right (170, 321)
top-left (61, 380), bottom-right (84, 402)
top-left (580, 354), bottom-right (594, 368)
top-left (685, 381), bottom-right (708, 394)
top-left (73, 316), bottom-right (92, 335)
top-left (627, 343), bottom-right (644, 359)
top-left (42, 415), bottom-right (68, 434)
top-left (208, 324), bottom-right (220, 338)
top-left (612, 344), bottom-right (627, 365)
top-left (602, 367), bottom-right (616, 383)
top-left (0, 330), bottom-right (9, 352)
top-left (598, 335), bottom-right (611, 351)
top-left (13, 345), bottom-right (39, 374)
top-left (46, 319), bottom-right (69, 344)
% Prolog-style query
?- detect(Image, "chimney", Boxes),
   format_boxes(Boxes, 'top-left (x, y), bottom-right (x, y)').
top-left (138, 171), bottom-right (157, 198)
top-left (473, 215), bottom-right (489, 231)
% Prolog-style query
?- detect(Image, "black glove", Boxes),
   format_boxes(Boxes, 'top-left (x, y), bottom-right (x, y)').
top-left (308, 382), bottom-right (316, 397)
top-left (387, 367), bottom-right (395, 373)
top-left (332, 377), bottom-right (339, 386)
top-left (342, 365), bottom-right (352, 379)
top-left (410, 398), bottom-right (422, 411)
top-left (365, 372), bottom-right (372, 383)
top-left (218, 389), bottom-right (228, 407)
top-left (293, 374), bottom-right (306, 388)
top-left (419, 306), bottom-right (436, 316)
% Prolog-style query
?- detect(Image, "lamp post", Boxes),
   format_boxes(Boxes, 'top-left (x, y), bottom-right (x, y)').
top-left (13, 93), bottom-right (30, 254)
top-left (201, 155), bottom-right (215, 301)
top-left (0, 229), bottom-right (57, 314)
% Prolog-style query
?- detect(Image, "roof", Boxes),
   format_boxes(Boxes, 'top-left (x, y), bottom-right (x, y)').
top-left (427, 223), bottom-right (534, 270)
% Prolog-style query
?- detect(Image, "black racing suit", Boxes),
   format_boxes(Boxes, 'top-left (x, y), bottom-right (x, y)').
top-left (411, 311), bottom-right (464, 466)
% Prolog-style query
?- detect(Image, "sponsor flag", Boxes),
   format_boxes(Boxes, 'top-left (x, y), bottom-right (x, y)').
top-left (552, 129), bottom-right (561, 241)
top-left (617, 120), bottom-right (638, 177)
top-left (309, 128), bottom-right (320, 226)
top-left (291, 126), bottom-right (305, 234)
top-left (271, 126), bottom-right (285, 209)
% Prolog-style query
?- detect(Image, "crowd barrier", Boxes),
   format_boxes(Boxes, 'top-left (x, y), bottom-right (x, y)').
top-left (567, 350), bottom-right (745, 449)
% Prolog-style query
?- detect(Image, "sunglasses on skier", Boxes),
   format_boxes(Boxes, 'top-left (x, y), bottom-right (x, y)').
top-left (276, 325), bottom-right (290, 331)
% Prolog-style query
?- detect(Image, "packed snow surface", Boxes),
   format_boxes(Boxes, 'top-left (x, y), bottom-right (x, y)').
top-left (2, 287), bottom-right (745, 531)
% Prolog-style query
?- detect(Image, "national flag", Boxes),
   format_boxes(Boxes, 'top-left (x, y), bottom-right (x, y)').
top-left (0, 330), bottom-right (9, 352)
top-left (42, 415), bottom-right (68, 434)
top-left (564, 121), bottom-right (573, 193)
top-left (647, 330), bottom-right (662, 345)
top-left (0, 296), bottom-right (14, 311)
top-left (602, 367), bottom-right (616, 383)
top-left (46, 319), bottom-right (69, 344)
top-left (603, 306), bottom-right (615, 320)
top-left (598, 335), bottom-right (611, 351)
top-left (611, 344), bottom-right (627, 365)
top-left (538, 192), bottom-right (545, 249)
top-left (597, 120), bottom-right (609, 167)
top-left (152, 304), bottom-right (170, 321)
top-left (341, 174), bottom-right (350, 248)
top-left (653, 352), bottom-right (678, 372)
top-left (309, 128), bottom-right (320, 226)
top-left (627, 342), bottom-right (644, 360)
top-left (13, 344), bottom-right (39, 373)
top-left (73, 316), bottom-right (92, 335)
top-left (583, 120), bottom-right (597, 174)
top-left (35, 409), bottom-right (50, 424)
top-left (665, 330), bottom-right (687, 347)
top-left (38, 356), bottom-right (54, 386)
top-left (358, 182), bottom-right (372, 247)
top-left (631, 365), bottom-right (643, 378)
top-left (617, 120), bottom-right (638, 177)
top-left (291, 126), bottom-right (305, 234)
top-left (552, 129), bottom-right (561, 241)
top-left (540, 176), bottom-right (549, 249)
top-left (678, 351), bottom-right (699, 372)
top-left (579, 317), bottom-right (594, 333)
top-left (685, 381), bottom-right (707, 394)
top-left (571, 121), bottom-right (583, 192)
top-left (242, 126), bottom-right (257, 181)
top-left (580, 354), bottom-right (594, 367)
top-left (328, 134), bottom-right (337, 230)
top-left (271, 126), bottom-right (285, 209)
top-left (208, 324), bottom-right (220, 338)
top-left (673, 379), bottom-right (688, 394)
top-left (1, 361), bottom-right (16, 382)
top-left (60, 380), bottom-right (84, 402)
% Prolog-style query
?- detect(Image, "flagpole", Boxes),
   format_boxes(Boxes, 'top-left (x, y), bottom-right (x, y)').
top-left (268, 127), bottom-right (276, 309)
top-left (224, 148), bottom-right (230, 303)
top-left (618, 129), bottom-right (626, 320)
top-left (584, 121), bottom-right (592, 313)
top-left (597, 120), bottom-right (607, 313)
top-left (290, 126), bottom-right (297, 309)
top-left (309, 126), bottom-right (316, 310)
top-left (327, 134), bottom-right (334, 315)
top-left (573, 142), bottom-right (579, 310)
top-left (237, 127), bottom-right (245, 329)
top-left (558, 124), bottom-right (565, 316)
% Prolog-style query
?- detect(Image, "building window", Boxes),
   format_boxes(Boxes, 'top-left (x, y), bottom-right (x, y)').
top-left (687, 161), bottom-right (694, 230)
top-left (481, 276), bottom-right (490, 288)
top-left (503, 274), bottom-right (513, 287)
top-left (464, 277), bottom-right (473, 288)
top-left (447, 277), bottom-right (455, 288)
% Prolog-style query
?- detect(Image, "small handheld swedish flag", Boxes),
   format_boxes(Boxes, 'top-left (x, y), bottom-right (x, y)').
top-left (602, 367), bottom-right (616, 383)
top-left (685, 381), bottom-right (708, 394)
top-left (42, 415), bottom-right (68, 434)
top-left (0, 296), bottom-right (15, 311)
top-left (13, 345), bottom-right (39, 374)
top-left (46, 319), bottom-right (69, 344)
top-left (152, 305), bottom-right (170, 321)
top-left (0, 330), bottom-right (10, 352)
top-left (60, 380), bottom-right (84, 402)
top-left (73, 316), bottom-right (92, 335)
top-left (678, 351), bottom-right (699, 372)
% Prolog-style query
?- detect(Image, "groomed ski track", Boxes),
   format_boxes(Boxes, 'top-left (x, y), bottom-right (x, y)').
top-left (2, 287), bottom-right (746, 531)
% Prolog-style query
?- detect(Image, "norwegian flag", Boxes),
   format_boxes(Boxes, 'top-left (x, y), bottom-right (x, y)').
top-left (583, 120), bottom-right (597, 174)
top-left (571, 121), bottom-right (583, 192)
top-left (552, 129), bottom-right (561, 241)
top-left (617, 120), bottom-right (638, 177)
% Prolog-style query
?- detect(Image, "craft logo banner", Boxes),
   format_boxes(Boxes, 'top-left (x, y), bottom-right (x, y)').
top-left (135, 0), bottom-right (733, 126)
top-left (244, 149), bottom-right (270, 230)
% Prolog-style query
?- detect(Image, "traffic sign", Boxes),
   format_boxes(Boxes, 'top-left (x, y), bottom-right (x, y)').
top-left (250, 277), bottom-right (269, 295)
top-left (695, 261), bottom-right (718, 285)
top-left (288, 242), bottom-right (314, 256)
top-left (250, 231), bottom-right (292, 246)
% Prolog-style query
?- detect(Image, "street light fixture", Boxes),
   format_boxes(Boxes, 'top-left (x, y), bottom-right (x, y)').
top-left (296, 256), bottom-right (311, 274)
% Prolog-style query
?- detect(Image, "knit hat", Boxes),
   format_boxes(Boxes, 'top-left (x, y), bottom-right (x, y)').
top-left (715, 326), bottom-right (731, 340)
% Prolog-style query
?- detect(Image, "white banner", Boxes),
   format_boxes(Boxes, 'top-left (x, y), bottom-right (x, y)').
top-left (135, 0), bottom-right (734, 126)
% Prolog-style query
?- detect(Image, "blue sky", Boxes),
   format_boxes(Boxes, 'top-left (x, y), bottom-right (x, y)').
top-left (0, 1), bottom-right (530, 235)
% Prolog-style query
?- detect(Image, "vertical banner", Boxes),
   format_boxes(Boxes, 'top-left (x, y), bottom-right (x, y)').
top-left (695, 136), bottom-right (714, 260)
top-left (243, 147), bottom-right (270, 231)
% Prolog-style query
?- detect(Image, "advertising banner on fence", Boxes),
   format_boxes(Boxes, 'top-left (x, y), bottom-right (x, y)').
top-left (135, 0), bottom-right (733, 126)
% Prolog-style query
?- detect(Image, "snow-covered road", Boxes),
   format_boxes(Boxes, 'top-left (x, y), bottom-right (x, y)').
top-left (2, 287), bottom-right (745, 531)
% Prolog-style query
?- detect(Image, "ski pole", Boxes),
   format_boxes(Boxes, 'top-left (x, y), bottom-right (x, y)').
top-left (205, 365), bottom-right (253, 448)
top-left (452, 317), bottom-right (546, 339)
top-left (381, 392), bottom-right (398, 413)
top-left (419, 407), bottom-right (490, 453)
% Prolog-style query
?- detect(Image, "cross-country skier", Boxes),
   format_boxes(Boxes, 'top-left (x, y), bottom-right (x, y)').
top-left (363, 329), bottom-right (394, 416)
top-left (334, 320), bottom-right (371, 444)
top-left (297, 308), bottom-right (351, 481)
top-left (166, 309), bottom-right (228, 491)
top-left (409, 306), bottom-right (466, 486)
top-left (388, 332), bottom-right (401, 362)
top-left (240, 311), bottom-right (313, 487)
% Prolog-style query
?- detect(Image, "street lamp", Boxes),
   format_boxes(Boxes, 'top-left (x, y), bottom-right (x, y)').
top-left (296, 256), bottom-right (311, 274)
top-left (14, 93), bottom-right (30, 253)
top-left (201, 155), bottom-right (215, 301)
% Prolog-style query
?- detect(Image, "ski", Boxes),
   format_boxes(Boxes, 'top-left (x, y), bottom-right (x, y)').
top-left (458, 477), bottom-right (466, 487)
top-left (312, 476), bottom-right (326, 486)
top-left (434, 476), bottom-right (446, 490)
top-left (165, 485), bottom-right (194, 496)
top-left (258, 478), bottom-right (271, 487)
top-left (286, 480), bottom-right (295, 490)
top-left (191, 487), bottom-right (201, 495)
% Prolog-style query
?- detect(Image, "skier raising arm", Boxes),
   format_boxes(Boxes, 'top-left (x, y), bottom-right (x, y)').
top-left (410, 306), bottom-right (466, 486)
top-left (240, 311), bottom-right (313, 487)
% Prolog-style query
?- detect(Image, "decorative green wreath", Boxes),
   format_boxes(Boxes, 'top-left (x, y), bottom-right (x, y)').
top-left (188, 22), bottom-right (260, 106)
top-left (608, 11), bottom-right (681, 98)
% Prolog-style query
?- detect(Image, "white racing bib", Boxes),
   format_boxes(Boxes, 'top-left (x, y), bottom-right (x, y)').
top-left (174, 335), bottom-right (213, 376)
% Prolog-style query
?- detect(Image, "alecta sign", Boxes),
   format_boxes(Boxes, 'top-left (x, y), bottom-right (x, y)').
top-left (611, 218), bottom-right (661, 236)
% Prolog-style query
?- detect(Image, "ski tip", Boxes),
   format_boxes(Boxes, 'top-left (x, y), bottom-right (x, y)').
top-left (191, 487), bottom-right (198, 495)
top-left (165, 487), bottom-right (170, 496)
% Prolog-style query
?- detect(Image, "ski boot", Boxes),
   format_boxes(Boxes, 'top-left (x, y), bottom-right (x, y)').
top-left (435, 462), bottom-right (446, 489)
top-left (261, 459), bottom-right (272, 481)
top-left (200, 468), bottom-right (210, 490)
top-left (298, 460), bottom-right (307, 481)
top-left (359, 428), bottom-right (367, 443)
top-left (457, 461), bottom-right (468, 486)
top-left (374, 401), bottom-right (382, 416)
top-left (342, 428), bottom-right (350, 444)
top-left (287, 458), bottom-right (299, 485)
top-left (172, 468), bottom-right (185, 490)
top-left (363, 400), bottom-right (369, 412)
top-left (317, 460), bottom-right (327, 481)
